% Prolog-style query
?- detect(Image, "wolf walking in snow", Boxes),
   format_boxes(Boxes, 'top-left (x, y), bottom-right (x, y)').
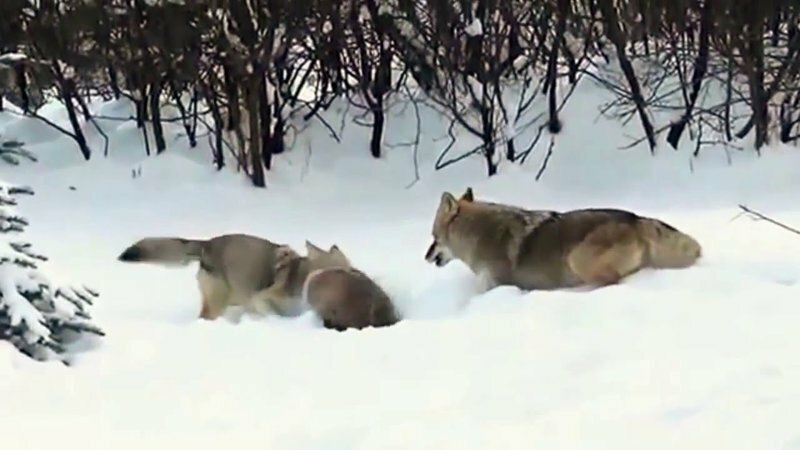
top-left (260, 243), bottom-right (400, 331)
top-left (117, 234), bottom-right (348, 320)
top-left (425, 187), bottom-right (702, 291)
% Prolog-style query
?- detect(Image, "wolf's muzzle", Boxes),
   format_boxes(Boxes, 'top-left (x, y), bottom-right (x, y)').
top-left (424, 241), bottom-right (447, 267)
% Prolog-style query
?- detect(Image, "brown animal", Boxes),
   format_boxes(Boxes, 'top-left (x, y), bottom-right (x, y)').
top-left (304, 267), bottom-right (400, 331)
top-left (261, 244), bottom-right (400, 331)
top-left (425, 187), bottom-right (702, 291)
top-left (247, 241), bottom-right (354, 317)
top-left (117, 234), bottom-right (348, 320)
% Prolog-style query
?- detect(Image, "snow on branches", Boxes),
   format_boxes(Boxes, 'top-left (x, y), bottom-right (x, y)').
top-left (0, 181), bottom-right (104, 363)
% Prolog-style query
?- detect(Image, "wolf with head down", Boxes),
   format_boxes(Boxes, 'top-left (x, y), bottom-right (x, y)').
top-left (265, 244), bottom-right (400, 331)
top-left (118, 233), bottom-right (399, 329)
top-left (425, 187), bottom-right (702, 291)
top-left (117, 234), bottom-right (352, 320)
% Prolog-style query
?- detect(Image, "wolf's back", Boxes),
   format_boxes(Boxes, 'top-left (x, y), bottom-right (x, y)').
top-left (545, 208), bottom-right (702, 269)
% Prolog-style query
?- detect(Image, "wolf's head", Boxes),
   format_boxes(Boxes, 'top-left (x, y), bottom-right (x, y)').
top-left (305, 240), bottom-right (352, 270)
top-left (425, 187), bottom-right (474, 267)
top-left (301, 241), bottom-right (354, 304)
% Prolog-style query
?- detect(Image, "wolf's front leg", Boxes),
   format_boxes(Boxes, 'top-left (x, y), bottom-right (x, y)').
top-left (249, 285), bottom-right (303, 317)
top-left (269, 292), bottom-right (305, 317)
top-left (247, 285), bottom-right (282, 316)
top-left (475, 269), bottom-right (500, 294)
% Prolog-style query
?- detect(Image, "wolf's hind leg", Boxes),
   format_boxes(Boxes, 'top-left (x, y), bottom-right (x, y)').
top-left (197, 268), bottom-right (230, 320)
top-left (567, 222), bottom-right (645, 287)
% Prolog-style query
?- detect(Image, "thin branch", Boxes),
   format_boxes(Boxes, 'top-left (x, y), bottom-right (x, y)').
top-left (535, 136), bottom-right (556, 181)
top-left (401, 86), bottom-right (423, 188)
top-left (738, 205), bottom-right (800, 236)
top-left (6, 109), bottom-right (77, 140)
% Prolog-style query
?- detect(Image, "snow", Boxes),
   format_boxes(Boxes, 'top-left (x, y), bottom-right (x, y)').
top-left (0, 263), bottom-right (50, 338)
top-left (464, 18), bottom-right (483, 37)
top-left (0, 180), bottom-right (101, 361)
top-left (0, 52), bottom-right (27, 65)
top-left (1, 77), bottom-right (800, 449)
top-left (0, 182), bottom-right (52, 343)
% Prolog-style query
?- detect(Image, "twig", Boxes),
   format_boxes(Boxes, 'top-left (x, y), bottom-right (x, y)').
top-left (195, 114), bottom-right (239, 165)
top-left (86, 115), bottom-right (110, 157)
top-left (6, 109), bottom-right (77, 139)
top-left (618, 123), bottom-right (671, 150)
top-left (300, 140), bottom-right (312, 182)
top-left (434, 119), bottom-right (460, 169)
top-left (402, 86), bottom-right (423, 189)
top-left (535, 136), bottom-right (556, 181)
top-left (293, 104), bottom-right (340, 143)
top-left (738, 204), bottom-right (800, 236)
top-left (517, 123), bottom-right (546, 164)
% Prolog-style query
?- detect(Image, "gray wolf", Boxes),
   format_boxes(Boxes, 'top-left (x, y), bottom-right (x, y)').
top-left (425, 187), bottom-right (702, 291)
top-left (117, 234), bottom-right (344, 320)
top-left (259, 244), bottom-right (400, 331)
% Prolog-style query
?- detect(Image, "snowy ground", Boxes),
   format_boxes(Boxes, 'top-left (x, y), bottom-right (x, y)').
top-left (1, 81), bottom-right (800, 450)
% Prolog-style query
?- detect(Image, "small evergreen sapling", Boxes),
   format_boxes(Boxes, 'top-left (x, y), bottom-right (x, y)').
top-left (0, 181), bottom-right (104, 363)
top-left (0, 138), bottom-right (38, 166)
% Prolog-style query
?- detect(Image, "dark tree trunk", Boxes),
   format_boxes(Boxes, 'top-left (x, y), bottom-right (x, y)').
top-left (74, 88), bottom-right (92, 121)
top-left (223, 64), bottom-right (240, 131)
top-left (770, 11), bottom-right (781, 47)
top-left (107, 63), bottom-right (120, 99)
top-left (228, 0), bottom-right (275, 166)
top-left (598, 0), bottom-right (657, 152)
top-left (210, 101), bottom-right (225, 169)
top-left (245, 78), bottom-right (265, 187)
top-left (134, 79), bottom-right (148, 129)
top-left (369, 14), bottom-right (392, 159)
top-left (481, 105), bottom-right (497, 176)
top-left (745, 24), bottom-right (769, 150)
top-left (370, 104), bottom-right (384, 158)
top-left (270, 115), bottom-right (285, 156)
top-left (61, 79), bottom-right (92, 160)
top-left (560, 35), bottom-right (579, 84)
top-left (734, 19), bottom-right (800, 147)
top-left (667, 0), bottom-right (712, 149)
top-left (129, 69), bottom-right (151, 156)
top-left (14, 65), bottom-right (29, 114)
top-left (190, 86), bottom-right (199, 147)
top-left (150, 81), bottom-right (166, 154)
top-left (638, 0), bottom-right (650, 56)
top-left (506, 139), bottom-right (516, 162)
top-left (201, 80), bottom-right (225, 170)
top-left (167, 74), bottom-right (196, 147)
top-left (258, 76), bottom-right (272, 170)
top-left (140, 84), bottom-right (149, 124)
top-left (141, 119), bottom-right (151, 156)
top-left (724, 58), bottom-right (733, 141)
top-left (465, 0), bottom-right (487, 81)
top-left (269, 89), bottom-right (285, 159)
top-left (546, 0), bottom-right (569, 133)
top-left (779, 94), bottom-right (793, 143)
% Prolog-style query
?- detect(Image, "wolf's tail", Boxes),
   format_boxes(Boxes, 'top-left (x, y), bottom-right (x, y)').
top-left (636, 218), bottom-right (702, 268)
top-left (117, 237), bottom-right (206, 266)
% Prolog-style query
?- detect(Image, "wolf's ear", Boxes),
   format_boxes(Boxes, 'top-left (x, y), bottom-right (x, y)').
top-left (305, 240), bottom-right (326, 258)
top-left (329, 244), bottom-right (350, 264)
top-left (460, 187), bottom-right (474, 202)
top-left (329, 244), bottom-right (344, 257)
top-left (440, 192), bottom-right (458, 213)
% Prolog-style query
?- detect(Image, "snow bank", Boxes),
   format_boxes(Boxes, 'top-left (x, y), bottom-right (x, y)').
top-left (0, 83), bottom-right (799, 448)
